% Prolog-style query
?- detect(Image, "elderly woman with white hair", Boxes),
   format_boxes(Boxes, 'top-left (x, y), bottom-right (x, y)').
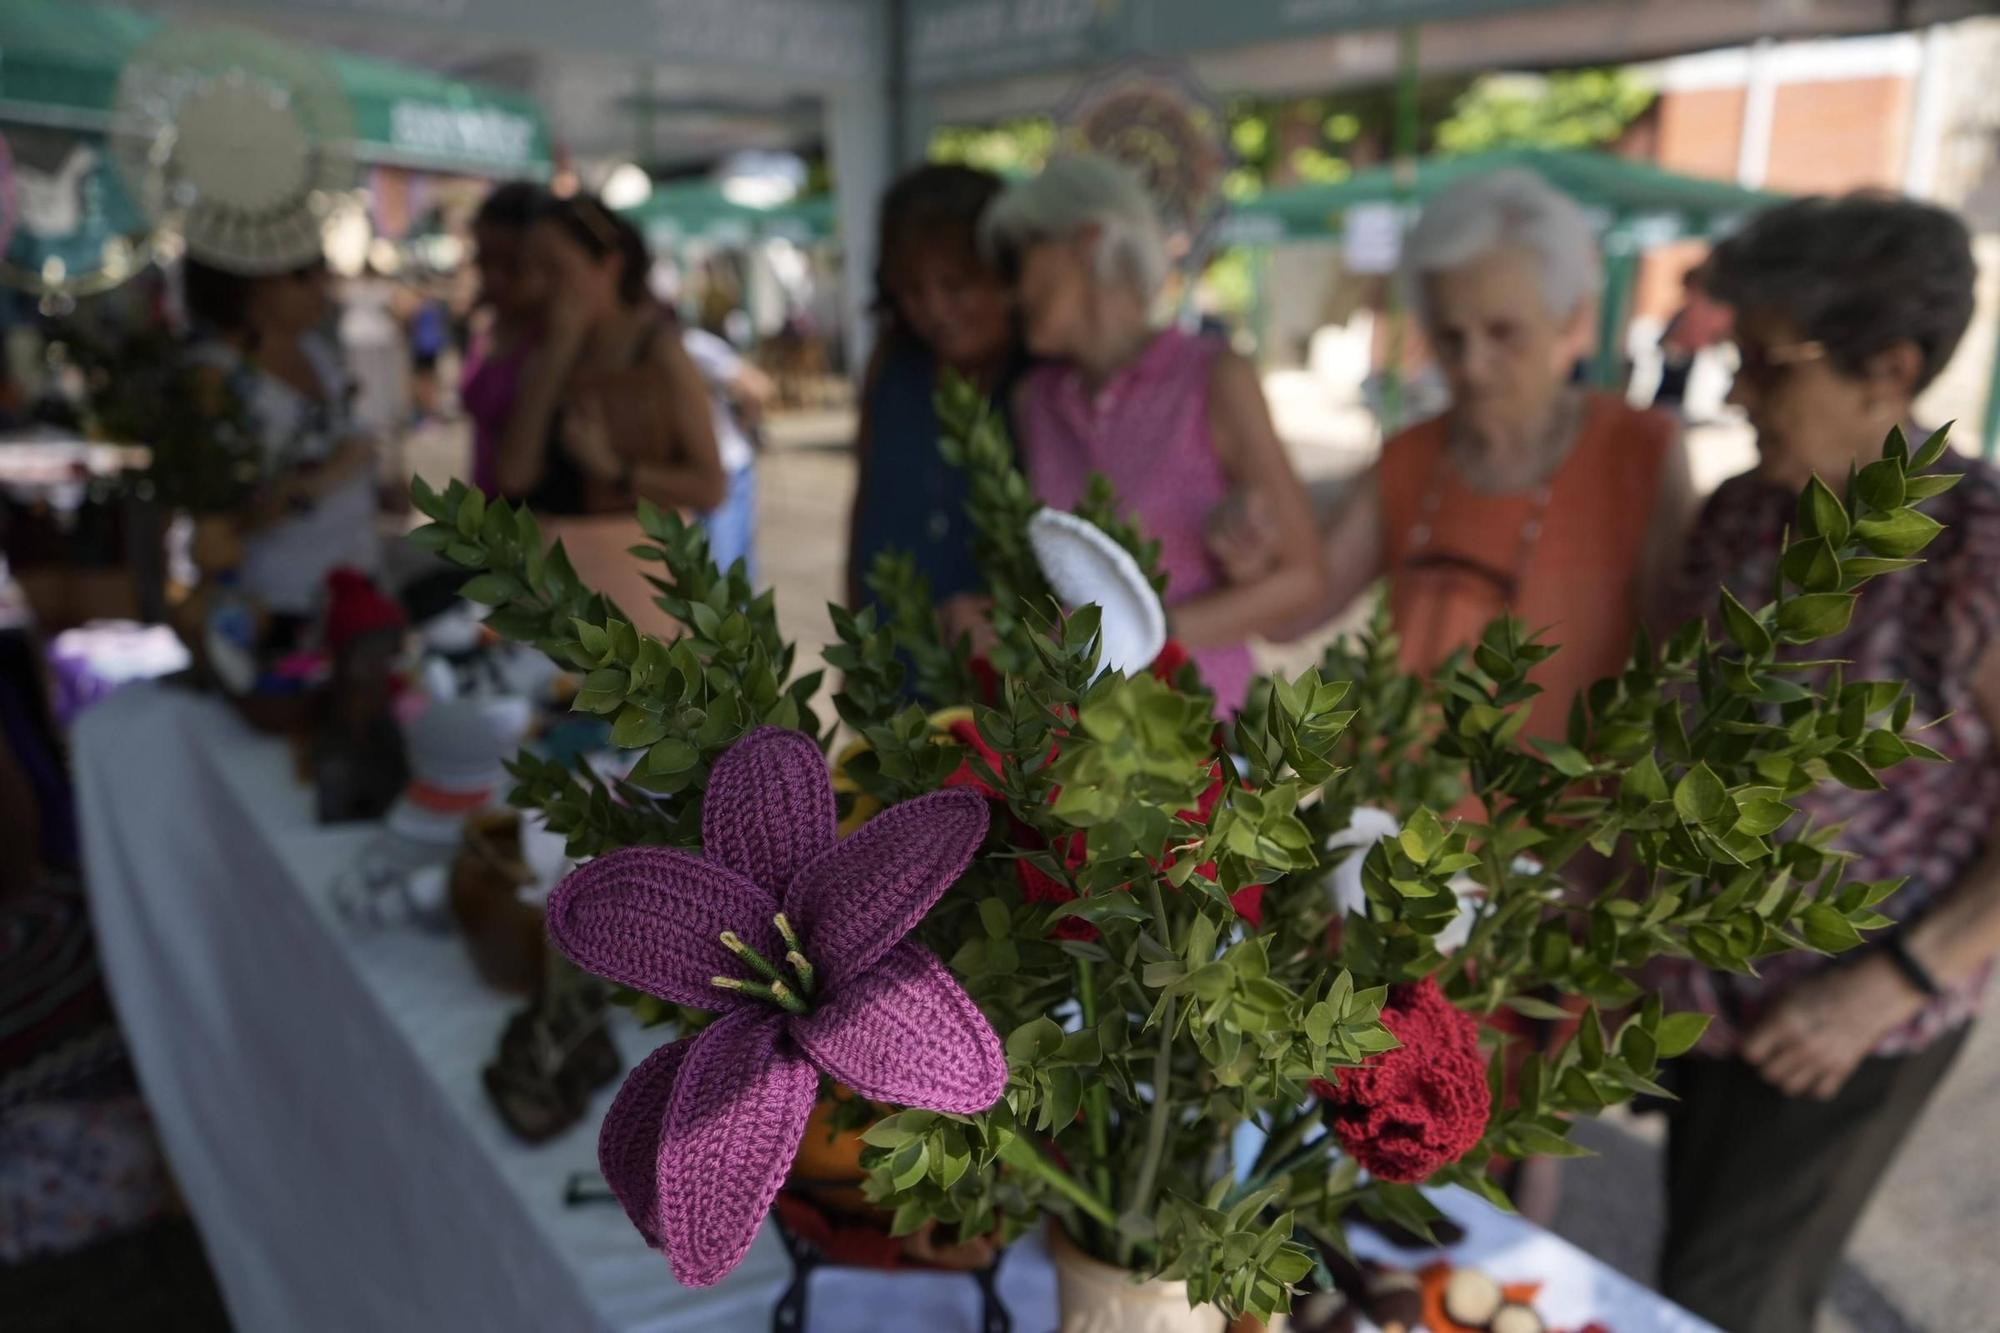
top-left (980, 155), bottom-right (1330, 716)
top-left (1227, 169), bottom-right (1693, 744)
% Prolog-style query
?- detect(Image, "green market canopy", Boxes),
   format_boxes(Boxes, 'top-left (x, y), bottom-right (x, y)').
top-left (0, 0), bottom-right (552, 177)
top-left (1221, 147), bottom-right (1784, 248)
top-left (621, 182), bottom-right (837, 250)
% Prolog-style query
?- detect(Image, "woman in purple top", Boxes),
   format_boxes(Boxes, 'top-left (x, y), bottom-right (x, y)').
top-left (1655, 193), bottom-right (2000, 1333)
top-left (981, 156), bottom-right (1327, 715)
top-left (461, 182), bottom-right (548, 496)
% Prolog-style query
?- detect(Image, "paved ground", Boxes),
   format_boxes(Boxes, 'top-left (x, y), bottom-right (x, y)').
top-left (751, 388), bottom-right (1999, 1333)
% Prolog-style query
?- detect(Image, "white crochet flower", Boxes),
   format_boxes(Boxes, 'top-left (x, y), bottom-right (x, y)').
top-left (1324, 805), bottom-right (1480, 953)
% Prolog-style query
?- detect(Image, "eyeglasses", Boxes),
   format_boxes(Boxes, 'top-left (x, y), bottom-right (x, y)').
top-left (1731, 338), bottom-right (1826, 389)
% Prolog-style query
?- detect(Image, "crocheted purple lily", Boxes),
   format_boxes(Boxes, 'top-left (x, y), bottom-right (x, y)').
top-left (546, 727), bottom-right (1005, 1287)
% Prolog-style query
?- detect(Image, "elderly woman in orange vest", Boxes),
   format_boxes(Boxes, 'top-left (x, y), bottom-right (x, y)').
top-left (1223, 169), bottom-right (1695, 737)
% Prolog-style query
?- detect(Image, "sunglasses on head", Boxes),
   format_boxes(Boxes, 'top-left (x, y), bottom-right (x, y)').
top-left (1731, 338), bottom-right (1826, 389)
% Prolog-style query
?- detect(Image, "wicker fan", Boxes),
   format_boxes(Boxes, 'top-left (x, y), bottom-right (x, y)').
top-left (112, 23), bottom-right (355, 275)
top-left (1060, 61), bottom-right (1231, 270)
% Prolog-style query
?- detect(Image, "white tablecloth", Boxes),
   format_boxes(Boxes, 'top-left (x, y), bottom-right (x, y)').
top-left (73, 683), bottom-right (1714, 1333)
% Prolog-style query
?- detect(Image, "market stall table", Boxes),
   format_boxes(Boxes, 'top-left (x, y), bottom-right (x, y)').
top-left (74, 682), bottom-right (1717, 1333)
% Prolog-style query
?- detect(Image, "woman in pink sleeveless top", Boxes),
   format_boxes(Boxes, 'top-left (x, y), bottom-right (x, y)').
top-left (984, 157), bottom-right (1327, 715)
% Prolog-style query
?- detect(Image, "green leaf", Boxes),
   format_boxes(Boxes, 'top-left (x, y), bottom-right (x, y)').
top-left (1902, 472), bottom-right (1963, 501)
top-left (1504, 995), bottom-right (1576, 1021)
top-left (1005, 1017), bottom-right (1066, 1065)
top-left (1732, 797), bottom-right (1795, 838)
top-left (610, 706), bottom-right (667, 750)
top-left (1796, 475), bottom-right (1850, 546)
top-left (1623, 753), bottom-right (1670, 804)
top-left (458, 573), bottom-right (521, 606)
top-left (1655, 1012), bottom-right (1712, 1058)
top-left (1398, 808), bottom-right (1446, 864)
top-left (1718, 587), bottom-right (1773, 655)
top-left (455, 486), bottom-right (486, 538)
top-left (1776, 593), bottom-right (1856, 642)
top-left (977, 897), bottom-right (1011, 939)
top-left (1842, 556), bottom-right (1923, 579)
top-left (1779, 538), bottom-right (1842, 594)
top-left (1822, 751), bottom-right (1884, 791)
top-left (1853, 457), bottom-right (1906, 512)
top-left (1673, 763), bottom-right (1731, 831)
top-left (1801, 903), bottom-right (1864, 953)
top-left (1911, 422), bottom-right (1953, 470)
top-left (1853, 509), bottom-right (1944, 559)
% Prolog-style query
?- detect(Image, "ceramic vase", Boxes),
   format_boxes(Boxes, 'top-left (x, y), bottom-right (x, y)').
top-left (1048, 1222), bottom-right (1227, 1333)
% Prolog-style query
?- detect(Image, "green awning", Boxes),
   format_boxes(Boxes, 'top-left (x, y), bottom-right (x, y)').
top-left (0, 0), bottom-right (551, 176)
top-left (1221, 148), bottom-right (1784, 248)
top-left (622, 183), bottom-right (837, 249)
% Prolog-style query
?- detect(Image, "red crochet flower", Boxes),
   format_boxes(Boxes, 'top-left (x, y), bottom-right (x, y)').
top-left (1311, 978), bottom-right (1489, 1183)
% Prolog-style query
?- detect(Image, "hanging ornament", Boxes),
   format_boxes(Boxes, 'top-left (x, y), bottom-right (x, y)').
top-left (1059, 59), bottom-right (1232, 274)
top-left (113, 22), bottom-right (356, 275)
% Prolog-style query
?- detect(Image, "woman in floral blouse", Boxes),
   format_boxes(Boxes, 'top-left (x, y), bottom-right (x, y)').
top-left (1657, 193), bottom-right (2000, 1333)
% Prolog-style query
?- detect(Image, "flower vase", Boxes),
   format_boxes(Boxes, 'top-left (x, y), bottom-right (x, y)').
top-left (1048, 1222), bottom-right (1227, 1333)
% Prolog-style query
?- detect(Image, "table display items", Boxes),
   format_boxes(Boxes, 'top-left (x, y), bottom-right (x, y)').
top-left (311, 569), bottom-right (409, 820)
top-left (407, 390), bottom-right (1959, 1330)
top-left (331, 694), bottom-right (531, 930)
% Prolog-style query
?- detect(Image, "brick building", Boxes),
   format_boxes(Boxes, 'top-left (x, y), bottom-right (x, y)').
top-left (1632, 21), bottom-right (2000, 438)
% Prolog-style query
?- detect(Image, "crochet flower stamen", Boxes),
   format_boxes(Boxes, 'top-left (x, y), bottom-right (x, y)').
top-left (545, 727), bottom-right (1007, 1287)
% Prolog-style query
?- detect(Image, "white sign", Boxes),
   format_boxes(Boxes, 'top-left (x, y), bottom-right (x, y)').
top-left (1343, 201), bottom-right (1403, 274)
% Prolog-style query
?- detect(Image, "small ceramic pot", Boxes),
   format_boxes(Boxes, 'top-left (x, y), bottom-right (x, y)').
top-left (449, 811), bottom-right (548, 995)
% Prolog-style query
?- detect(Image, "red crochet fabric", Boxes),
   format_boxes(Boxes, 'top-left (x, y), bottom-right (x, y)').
top-left (1312, 978), bottom-right (1489, 1183)
top-left (941, 717), bottom-right (1004, 800)
top-left (323, 567), bottom-right (405, 653)
top-left (1015, 762), bottom-right (1264, 937)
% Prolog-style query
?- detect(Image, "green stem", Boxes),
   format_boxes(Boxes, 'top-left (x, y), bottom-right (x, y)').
top-left (1245, 1106), bottom-right (1319, 1186)
top-left (997, 1135), bottom-right (1116, 1228)
top-left (1074, 958), bottom-right (1116, 1226)
top-left (1124, 880), bottom-right (1179, 1265)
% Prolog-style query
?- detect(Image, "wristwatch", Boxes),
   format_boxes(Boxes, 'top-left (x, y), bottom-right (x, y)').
top-left (1880, 931), bottom-right (1941, 999)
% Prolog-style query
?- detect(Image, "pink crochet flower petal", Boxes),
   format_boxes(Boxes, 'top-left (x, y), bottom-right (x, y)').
top-left (656, 1008), bottom-right (818, 1287)
top-left (596, 1036), bottom-right (689, 1246)
top-left (785, 789), bottom-right (989, 991)
top-left (791, 940), bottom-right (1007, 1115)
top-left (702, 726), bottom-right (837, 895)
top-left (546, 848), bottom-right (781, 1010)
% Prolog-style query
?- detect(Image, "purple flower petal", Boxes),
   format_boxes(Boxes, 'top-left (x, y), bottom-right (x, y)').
top-left (596, 1037), bottom-right (689, 1246)
top-left (785, 789), bottom-right (989, 990)
top-left (657, 1008), bottom-right (818, 1287)
top-left (791, 940), bottom-right (1006, 1115)
top-left (702, 727), bottom-right (836, 895)
top-left (546, 848), bottom-right (780, 1010)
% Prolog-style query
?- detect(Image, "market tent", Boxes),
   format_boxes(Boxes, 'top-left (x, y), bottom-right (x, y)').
top-left (622, 182), bottom-right (837, 249)
top-left (0, 0), bottom-right (551, 177)
top-left (1222, 148), bottom-right (1783, 247)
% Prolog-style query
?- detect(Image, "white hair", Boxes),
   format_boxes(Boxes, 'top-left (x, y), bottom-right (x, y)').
top-left (1400, 169), bottom-right (1601, 326)
top-left (980, 154), bottom-right (1170, 302)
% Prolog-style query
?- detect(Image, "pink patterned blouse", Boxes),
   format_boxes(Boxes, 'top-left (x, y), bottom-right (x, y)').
top-left (1661, 457), bottom-right (2000, 1056)
top-left (1018, 329), bottom-right (1252, 715)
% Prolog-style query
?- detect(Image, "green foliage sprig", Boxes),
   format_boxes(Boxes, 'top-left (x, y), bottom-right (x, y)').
top-left (66, 329), bottom-right (263, 514)
top-left (421, 407), bottom-right (1958, 1321)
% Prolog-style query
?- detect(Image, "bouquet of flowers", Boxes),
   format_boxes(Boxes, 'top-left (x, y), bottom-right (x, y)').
top-left (408, 387), bottom-right (1957, 1322)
